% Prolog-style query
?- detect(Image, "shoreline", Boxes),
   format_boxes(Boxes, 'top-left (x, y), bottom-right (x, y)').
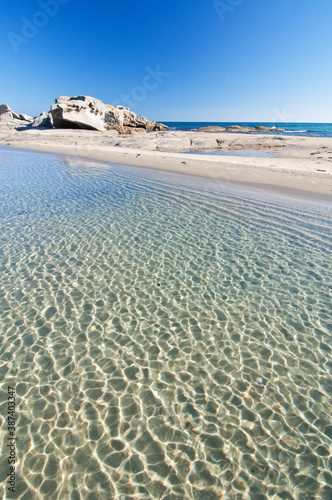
top-left (0, 129), bottom-right (332, 202)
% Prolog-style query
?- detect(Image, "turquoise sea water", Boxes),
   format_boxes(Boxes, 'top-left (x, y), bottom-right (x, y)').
top-left (164, 122), bottom-right (332, 138)
top-left (0, 147), bottom-right (331, 499)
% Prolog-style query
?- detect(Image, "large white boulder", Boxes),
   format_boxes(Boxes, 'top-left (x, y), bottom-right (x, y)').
top-left (50, 96), bottom-right (168, 132)
top-left (50, 96), bottom-right (106, 131)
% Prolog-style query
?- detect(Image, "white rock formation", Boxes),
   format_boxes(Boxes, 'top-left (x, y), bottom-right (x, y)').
top-left (30, 111), bottom-right (53, 128)
top-left (0, 104), bottom-right (33, 127)
top-left (0, 96), bottom-right (168, 133)
top-left (50, 96), bottom-right (168, 132)
top-left (50, 96), bottom-right (106, 131)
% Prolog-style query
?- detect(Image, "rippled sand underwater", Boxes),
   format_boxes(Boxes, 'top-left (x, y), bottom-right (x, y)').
top-left (0, 148), bottom-right (331, 500)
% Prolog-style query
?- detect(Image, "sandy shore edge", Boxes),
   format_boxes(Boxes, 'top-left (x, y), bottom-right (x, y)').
top-left (1, 131), bottom-right (332, 202)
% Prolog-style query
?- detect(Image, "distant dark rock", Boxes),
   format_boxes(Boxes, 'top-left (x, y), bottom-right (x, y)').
top-left (225, 125), bottom-right (244, 130)
top-left (193, 125), bottom-right (286, 134)
top-left (255, 126), bottom-right (285, 132)
top-left (225, 125), bottom-right (253, 132)
top-left (255, 126), bottom-right (272, 132)
top-left (223, 125), bottom-right (286, 133)
top-left (194, 126), bottom-right (226, 132)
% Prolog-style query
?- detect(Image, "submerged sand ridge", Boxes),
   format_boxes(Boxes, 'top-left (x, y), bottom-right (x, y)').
top-left (0, 127), bottom-right (332, 200)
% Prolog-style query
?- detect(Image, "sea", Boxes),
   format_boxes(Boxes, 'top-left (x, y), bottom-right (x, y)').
top-left (0, 147), bottom-right (331, 499)
top-left (163, 122), bottom-right (332, 138)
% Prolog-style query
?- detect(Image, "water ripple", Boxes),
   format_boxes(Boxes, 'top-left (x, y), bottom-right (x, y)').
top-left (0, 149), bottom-right (331, 499)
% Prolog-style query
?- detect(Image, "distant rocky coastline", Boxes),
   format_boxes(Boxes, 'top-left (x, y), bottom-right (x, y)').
top-left (1, 96), bottom-right (285, 136)
top-left (1, 105), bottom-right (331, 201)
top-left (0, 95), bottom-right (168, 134)
top-left (193, 125), bottom-right (285, 133)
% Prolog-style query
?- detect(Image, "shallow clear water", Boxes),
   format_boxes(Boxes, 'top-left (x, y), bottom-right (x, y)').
top-left (0, 148), bottom-right (331, 500)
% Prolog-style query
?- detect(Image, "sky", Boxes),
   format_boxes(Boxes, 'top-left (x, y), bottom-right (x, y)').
top-left (1, 0), bottom-right (332, 122)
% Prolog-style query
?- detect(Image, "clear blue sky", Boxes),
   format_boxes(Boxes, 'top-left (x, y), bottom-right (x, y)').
top-left (1, 0), bottom-right (332, 122)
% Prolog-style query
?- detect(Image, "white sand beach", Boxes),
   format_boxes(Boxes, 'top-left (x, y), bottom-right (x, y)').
top-left (1, 127), bottom-right (332, 201)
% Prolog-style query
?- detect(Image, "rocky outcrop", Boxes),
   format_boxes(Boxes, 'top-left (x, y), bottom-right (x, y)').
top-left (107, 134), bottom-right (191, 152)
top-left (216, 137), bottom-right (285, 150)
top-left (190, 138), bottom-right (219, 150)
top-left (255, 126), bottom-right (285, 132)
top-left (194, 126), bottom-right (226, 132)
top-left (50, 96), bottom-right (106, 131)
top-left (224, 125), bottom-right (285, 133)
top-left (225, 126), bottom-right (254, 132)
top-left (104, 103), bottom-right (169, 132)
top-left (0, 104), bottom-right (33, 127)
top-left (194, 124), bottom-right (285, 133)
top-left (0, 104), bottom-right (12, 119)
top-left (108, 137), bottom-right (157, 150)
top-left (50, 96), bottom-right (169, 133)
top-left (155, 137), bottom-right (191, 151)
top-left (105, 105), bottom-right (149, 130)
top-left (30, 111), bottom-right (53, 128)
